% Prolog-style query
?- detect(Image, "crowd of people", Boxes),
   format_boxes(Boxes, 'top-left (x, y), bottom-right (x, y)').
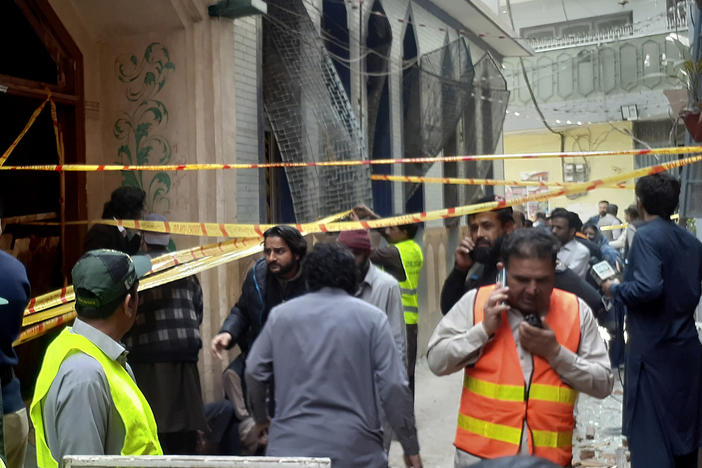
top-left (0, 173), bottom-right (701, 468)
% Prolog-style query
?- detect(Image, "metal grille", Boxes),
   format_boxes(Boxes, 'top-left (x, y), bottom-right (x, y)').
top-left (403, 37), bottom-right (476, 198)
top-left (464, 52), bottom-right (510, 200)
top-left (262, 0), bottom-right (371, 222)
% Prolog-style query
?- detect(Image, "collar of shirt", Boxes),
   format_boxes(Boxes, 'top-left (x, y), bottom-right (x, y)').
top-left (71, 318), bottom-right (130, 366)
top-left (357, 263), bottom-right (379, 296)
top-left (562, 239), bottom-right (579, 252)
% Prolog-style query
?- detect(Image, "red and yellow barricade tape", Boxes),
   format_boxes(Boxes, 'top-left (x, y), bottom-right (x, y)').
top-left (2, 145), bottom-right (702, 171)
top-left (0, 92), bottom-right (53, 166)
top-left (23, 236), bottom-right (262, 317)
top-left (16, 241), bottom-right (264, 344)
top-left (87, 152), bottom-right (702, 239)
top-left (371, 174), bottom-right (634, 189)
top-left (17, 210), bottom-right (350, 344)
top-left (599, 214), bottom-right (680, 231)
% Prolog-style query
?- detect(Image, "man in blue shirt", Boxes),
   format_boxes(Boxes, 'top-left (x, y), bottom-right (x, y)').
top-left (0, 251), bottom-right (30, 468)
top-left (603, 173), bottom-right (702, 468)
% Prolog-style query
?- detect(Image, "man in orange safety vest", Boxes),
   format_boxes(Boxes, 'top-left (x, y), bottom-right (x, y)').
top-left (427, 228), bottom-right (613, 467)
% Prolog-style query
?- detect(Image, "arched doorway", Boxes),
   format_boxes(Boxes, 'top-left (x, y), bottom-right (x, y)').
top-left (402, 18), bottom-right (423, 214)
top-left (322, 0), bottom-right (350, 98)
top-left (366, 0), bottom-right (393, 216)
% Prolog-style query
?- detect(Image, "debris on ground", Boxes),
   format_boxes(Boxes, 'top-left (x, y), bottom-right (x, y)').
top-left (573, 378), bottom-right (629, 468)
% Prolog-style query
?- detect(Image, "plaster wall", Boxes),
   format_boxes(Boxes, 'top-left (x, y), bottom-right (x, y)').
top-left (48, 0), bottom-right (260, 402)
top-left (483, 0), bottom-right (667, 35)
top-left (503, 121), bottom-right (636, 223)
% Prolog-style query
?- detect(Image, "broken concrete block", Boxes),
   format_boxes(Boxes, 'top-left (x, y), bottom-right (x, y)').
top-left (586, 425), bottom-right (596, 440)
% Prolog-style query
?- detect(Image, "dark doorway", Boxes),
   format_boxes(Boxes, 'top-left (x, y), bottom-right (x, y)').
top-left (322, 0), bottom-right (351, 98)
top-left (264, 129), bottom-right (296, 224)
top-left (0, 0), bottom-right (86, 291)
top-left (0, 0), bottom-right (85, 400)
top-left (366, 0), bottom-right (393, 216)
top-left (402, 20), bottom-right (423, 214)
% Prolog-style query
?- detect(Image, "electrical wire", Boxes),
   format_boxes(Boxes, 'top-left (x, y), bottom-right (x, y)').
top-left (265, 1), bottom-right (421, 73)
top-left (505, 0), bottom-right (566, 150)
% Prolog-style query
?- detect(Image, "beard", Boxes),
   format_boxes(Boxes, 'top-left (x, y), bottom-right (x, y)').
top-left (269, 260), bottom-right (298, 278)
top-left (472, 236), bottom-right (503, 265)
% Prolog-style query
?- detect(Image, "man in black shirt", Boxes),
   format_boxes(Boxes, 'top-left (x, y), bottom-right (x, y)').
top-left (441, 202), bottom-right (604, 319)
top-left (440, 197), bottom-right (515, 315)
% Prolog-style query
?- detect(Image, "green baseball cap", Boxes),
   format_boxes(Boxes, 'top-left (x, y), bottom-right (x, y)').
top-left (72, 249), bottom-right (151, 315)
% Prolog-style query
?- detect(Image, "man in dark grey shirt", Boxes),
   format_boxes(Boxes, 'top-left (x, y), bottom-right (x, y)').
top-left (246, 243), bottom-right (422, 468)
top-left (30, 250), bottom-right (161, 465)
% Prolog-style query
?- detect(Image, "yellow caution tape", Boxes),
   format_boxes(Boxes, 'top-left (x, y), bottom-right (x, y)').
top-left (89, 152), bottom-right (702, 239)
top-left (24, 237), bottom-right (261, 316)
top-left (17, 242), bottom-right (263, 345)
top-left (371, 174), bottom-right (634, 189)
top-left (0, 93), bottom-right (52, 166)
top-left (17, 210), bottom-right (351, 344)
top-left (600, 214), bottom-right (680, 231)
top-left (2, 145), bottom-right (702, 171)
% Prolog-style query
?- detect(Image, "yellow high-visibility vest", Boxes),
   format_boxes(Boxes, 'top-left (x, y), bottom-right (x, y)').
top-left (394, 239), bottom-right (423, 324)
top-left (30, 328), bottom-right (162, 468)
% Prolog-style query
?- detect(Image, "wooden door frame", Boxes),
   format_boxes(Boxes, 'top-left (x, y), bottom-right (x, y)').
top-left (0, 0), bottom-right (86, 281)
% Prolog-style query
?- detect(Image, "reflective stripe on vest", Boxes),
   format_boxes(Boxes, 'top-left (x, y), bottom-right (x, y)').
top-left (454, 285), bottom-right (580, 466)
top-left (30, 328), bottom-right (162, 468)
top-left (395, 239), bottom-right (423, 324)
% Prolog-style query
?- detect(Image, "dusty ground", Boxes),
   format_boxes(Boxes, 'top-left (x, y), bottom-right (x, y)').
top-left (388, 358), bottom-right (462, 467)
top-left (388, 359), bottom-right (628, 468)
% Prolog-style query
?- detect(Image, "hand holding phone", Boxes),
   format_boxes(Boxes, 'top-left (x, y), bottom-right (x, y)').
top-left (523, 313), bottom-right (543, 329)
top-left (496, 268), bottom-right (507, 288)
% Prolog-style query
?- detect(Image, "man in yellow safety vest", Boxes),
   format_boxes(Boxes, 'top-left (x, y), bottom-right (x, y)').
top-left (30, 249), bottom-right (162, 467)
top-left (382, 223), bottom-right (423, 395)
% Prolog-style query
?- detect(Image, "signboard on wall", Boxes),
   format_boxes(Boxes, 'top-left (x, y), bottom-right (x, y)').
top-left (505, 171), bottom-right (550, 220)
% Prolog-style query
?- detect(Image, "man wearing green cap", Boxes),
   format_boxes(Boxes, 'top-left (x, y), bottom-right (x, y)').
top-left (30, 249), bottom-right (162, 467)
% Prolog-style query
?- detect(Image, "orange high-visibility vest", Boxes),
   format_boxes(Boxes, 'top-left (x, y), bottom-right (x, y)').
top-left (454, 285), bottom-right (580, 467)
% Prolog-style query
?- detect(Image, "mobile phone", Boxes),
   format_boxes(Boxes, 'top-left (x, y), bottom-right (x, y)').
top-left (524, 313), bottom-right (543, 329)
top-left (496, 268), bottom-right (507, 287)
top-left (589, 260), bottom-right (617, 286)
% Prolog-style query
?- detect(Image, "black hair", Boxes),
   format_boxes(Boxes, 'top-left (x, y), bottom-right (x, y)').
top-left (582, 222), bottom-right (599, 233)
top-left (501, 228), bottom-right (560, 268)
top-left (549, 208), bottom-right (571, 228)
top-left (598, 200), bottom-right (609, 205)
top-left (467, 195), bottom-right (514, 226)
top-left (398, 223), bottom-right (419, 239)
top-left (624, 204), bottom-right (639, 220)
top-left (635, 173), bottom-right (680, 218)
top-left (569, 211), bottom-right (583, 231)
top-left (77, 281), bottom-right (138, 320)
top-left (303, 243), bottom-right (359, 294)
top-left (607, 203), bottom-right (619, 216)
top-left (263, 225), bottom-right (307, 258)
top-left (102, 186), bottom-right (146, 219)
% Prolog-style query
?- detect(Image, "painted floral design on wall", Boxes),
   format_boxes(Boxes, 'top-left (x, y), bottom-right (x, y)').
top-left (114, 42), bottom-right (175, 213)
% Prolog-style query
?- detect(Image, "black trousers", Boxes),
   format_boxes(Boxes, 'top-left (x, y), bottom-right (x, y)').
top-left (406, 323), bottom-right (418, 398)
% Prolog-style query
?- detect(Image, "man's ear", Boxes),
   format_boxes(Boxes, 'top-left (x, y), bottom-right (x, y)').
top-left (122, 293), bottom-right (137, 318)
top-left (504, 220), bottom-right (516, 234)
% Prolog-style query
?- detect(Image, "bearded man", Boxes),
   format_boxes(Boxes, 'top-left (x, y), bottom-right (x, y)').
top-left (440, 197), bottom-right (515, 315)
